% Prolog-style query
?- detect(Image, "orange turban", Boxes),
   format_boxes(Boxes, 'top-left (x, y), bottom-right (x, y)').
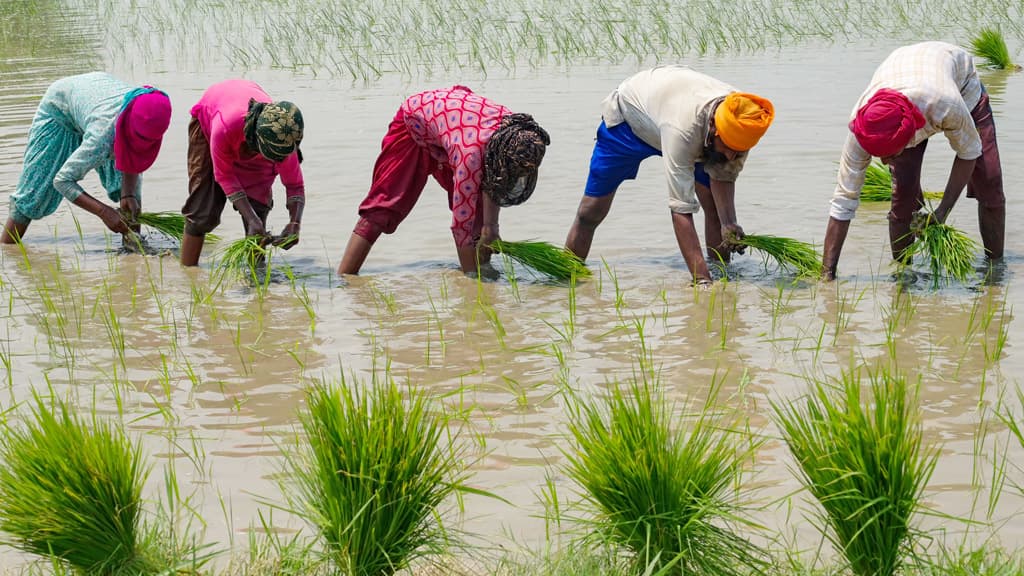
top-left (714, 92), bottom-right (775, 152)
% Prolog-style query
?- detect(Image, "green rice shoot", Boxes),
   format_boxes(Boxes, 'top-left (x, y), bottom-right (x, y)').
top-left (903, 220), bottom-right (979, 285)
top-left (736, 234), bottom-right (822, 277)
top-left (135, 211), bottom-right (220, 243)
top-left (490, 239), bottom-right (590, 281)
top-left (773, 367), bottom-right (938, 576)
top-left (0, 393), bottom-right (157, 573)
top-left (861, 162), bottom-right (943, 202)
top-left (282, 373), bottom-right (472, 575)
top-left (562, 367), bottom-right (766, 575)
top-left (970, 28), bottom-right (1019, 70)
top-left (212, 235), bottom-right (295, 286)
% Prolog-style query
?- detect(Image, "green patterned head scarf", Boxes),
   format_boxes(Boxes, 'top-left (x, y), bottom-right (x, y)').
top-left (243, 99), bottom-right (304, 163)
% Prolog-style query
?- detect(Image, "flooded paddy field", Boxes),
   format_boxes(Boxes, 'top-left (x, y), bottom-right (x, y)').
top-left (1, 0), bottom-right (1023, 572)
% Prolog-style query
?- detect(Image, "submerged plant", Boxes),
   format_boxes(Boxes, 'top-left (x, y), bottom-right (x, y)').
top-left (970, 28), bottom-right (1020, 70)
top-left (490, 239), bottom-right (590, 281)
top-left (737, 233), bottom-right (822, 277)
top-left (773, 367), bottom-right (939, 576)
top-left (861, 161), bottom-right (943, 202)
top-left (562, 368), bottom-right (766, 575)
top-left (283, 373), bottom-right (473, 575)
top-left (0, 393), bottom-right (156, 574)
top-left (903, 220), bottom-right (979, 285)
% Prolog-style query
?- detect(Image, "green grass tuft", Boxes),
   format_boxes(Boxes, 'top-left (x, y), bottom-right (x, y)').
top-left (562, 365), bottom-right (766, 575)
top-left (490, 239), bottom-right (591, 281)
top-left (773, 367), bottom-right (938, 576)
top-left (135, 211), bottom-right (220, 243)
top-left (861, 162), bottom-right (943, 202)
top-left (283, 372), bottom-right (471, 575)
top-left (0, 393), bottom-right (156, 574)
top-left (903, 220), bottom-right (979, 285)
top-left (970, 28), bottom-right (1017, 70)
top-left (737, 234), bottom-right (822, 278)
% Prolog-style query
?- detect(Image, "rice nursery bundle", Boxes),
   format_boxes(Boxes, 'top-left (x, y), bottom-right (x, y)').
top-left (903, 221), bottom-right (979, 284)
top-left (861, 162), bottom-right (943, 202)
top-left (134, 211), bottom-right (220, 243)
top-left (489, 239), bottom-right (590, 281)
top-left (563, 374), bottom-right (766, 576)
top-left (773, 369), bottom-right (938, 576)
top-left (0, 395), bottom-right (157, 573)
top-left (212, 235), bottom-right (295, 285)
top-left (284, 375), bottom-right (470, 575)
top-left (736, 234), bottom-right (822, 277)
top-left (970, 28), bottom-right (1019, 70)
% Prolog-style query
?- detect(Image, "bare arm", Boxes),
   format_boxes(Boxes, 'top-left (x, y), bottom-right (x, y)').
top-left (821, 216), bottom-right (851, 281)
top-left (932, 156), bottom-right (976, 223)
top-left (671, 211), bottom-right (712, 283)
top-left (458, 195), bottom-right (501, 274)
top-left (710, 178), bottom-right (744, 245)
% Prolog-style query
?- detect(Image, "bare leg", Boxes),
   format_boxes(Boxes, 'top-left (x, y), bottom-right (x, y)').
top-left (888, 216), bottom-right (914, 263)
top-left (338, 233), bottom-right (373, 275)
top-left (1, 217), bottom-right (29, 244)
top-left (180, 232), bottom-right (205, 266)
top-left (979, 204), bottom-right (1005, 260)
top-left (565, 194), bottom-right (615, 261)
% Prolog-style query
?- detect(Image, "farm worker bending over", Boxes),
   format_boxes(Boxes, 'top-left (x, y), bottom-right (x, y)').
top-left (564, 65), bottom-right (774, 287)
top-left (337, 85), bottom-right (550, 275)
top-left (821, 41), bottom-right (1004, 280)
top-left (2, 72), bottom-right (172, 244)
top-left (180, 79), bottom-right (305, 266)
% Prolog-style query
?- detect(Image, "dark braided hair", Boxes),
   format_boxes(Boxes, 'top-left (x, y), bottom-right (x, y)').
top-left (482, 113), bottom-right (550, 207)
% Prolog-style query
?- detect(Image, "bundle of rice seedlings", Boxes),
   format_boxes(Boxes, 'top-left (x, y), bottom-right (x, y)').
top-left (861, 162), bottom-right (943, 202)
top-left (773, 368), bottom-right (938, 576)
top-left (903, 220), bottom-right (979, 285)
top-left (562, 371), bottom-right (766, 576)
top-left (970, 28), bottom-right (1021, 70)
top-left (489, 239), bottom-right (590, 281)
top-left (134, 211), bottom-right (220, 243)
top-left (0, 394), bottom-right (158, 574)
top-left (736, 234), bottom-right (822, 277)
top-left (283, 373), bottom-right (472, 576)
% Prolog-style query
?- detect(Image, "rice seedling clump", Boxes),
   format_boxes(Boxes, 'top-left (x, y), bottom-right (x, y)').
top-left (773, 368), bottom-right (939, 576)
top-left (970, 28), bottom-right (1020, 70)
top-left (860, 161), bottom-right (942, 202)
top-left (903, 220), bottom-right (979, 285)
top-left (283, 374), bottom-right (471, 575)
top-left (135, 211), bottom-right (220, 243)
top-left (0, 394), bottom-right (157, 574)
top-left (562, 371), bottom-right (765, 575)
top-left (490, 239), bottom-right (590, 281)
top-left (736, 234), bottom-right (822, 277)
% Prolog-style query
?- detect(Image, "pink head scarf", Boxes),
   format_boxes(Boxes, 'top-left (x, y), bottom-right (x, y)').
top-left (849, 88), bottom-right (926, 158)
top-left (114, 89), bottom-right (172, 173)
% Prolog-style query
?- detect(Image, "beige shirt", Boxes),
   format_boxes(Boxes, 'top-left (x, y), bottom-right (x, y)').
top-left (831, 42), bottom-right (983, 220)
top-left (602, 65), bottom-right (747, 214)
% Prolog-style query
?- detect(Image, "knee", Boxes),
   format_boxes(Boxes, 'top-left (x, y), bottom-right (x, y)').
top-left (575, 199), bottom-right (610, 229)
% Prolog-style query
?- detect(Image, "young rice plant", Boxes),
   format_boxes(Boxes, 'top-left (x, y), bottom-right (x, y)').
top-left (490, 239), bottom-right (591, 281)
top-left (861, 162), bottom-right (943, 202)
top-left (281, 373), bottom-right (474, 576)
top-left (736, 234), bottom-right (822, 278)
top-left (562, 366), bottom-right (766, 575)
top-left (773, 367), bottom-right (939, 576)
top-left (970, 28), bottom-right (1020, 70)
top-left (903, 220), bottom-right (979, 286)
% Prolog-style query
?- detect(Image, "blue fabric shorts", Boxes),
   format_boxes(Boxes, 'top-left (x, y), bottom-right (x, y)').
top-left (584, 120), bottom-right (709, 197)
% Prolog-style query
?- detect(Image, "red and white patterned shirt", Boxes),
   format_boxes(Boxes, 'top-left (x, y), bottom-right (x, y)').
top-left (401, 86), bottom-right (509, 246)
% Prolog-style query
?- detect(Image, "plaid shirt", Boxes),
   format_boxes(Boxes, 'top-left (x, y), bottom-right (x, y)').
top-left (831, 42), bottom-right (983, 220)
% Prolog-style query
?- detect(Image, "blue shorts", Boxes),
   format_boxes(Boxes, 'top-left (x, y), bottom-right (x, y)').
top-left (584, 120), bottom-right (709, 197)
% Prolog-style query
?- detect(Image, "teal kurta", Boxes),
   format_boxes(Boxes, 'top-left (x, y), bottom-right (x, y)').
top-left (9, 72), bottom-right (142, 223)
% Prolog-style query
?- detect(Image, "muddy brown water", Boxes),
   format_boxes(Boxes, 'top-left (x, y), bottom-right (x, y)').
top-left (1, 4), bottom-right (1023, 570)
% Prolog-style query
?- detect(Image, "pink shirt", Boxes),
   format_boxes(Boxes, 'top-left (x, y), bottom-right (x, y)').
top-left (401, 86), bottom-right (509, 246)
top-left (190, 80), bottom-right (304, 206)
